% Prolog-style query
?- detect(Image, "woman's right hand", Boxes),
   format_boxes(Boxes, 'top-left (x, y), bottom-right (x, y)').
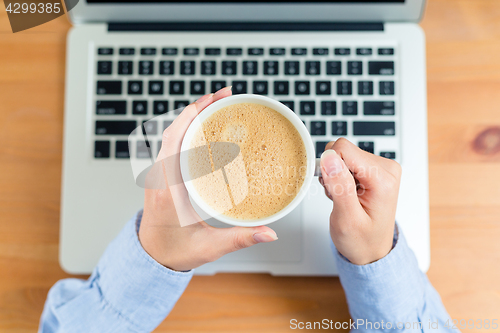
top-left (319, 138), bottom-right (402, 265)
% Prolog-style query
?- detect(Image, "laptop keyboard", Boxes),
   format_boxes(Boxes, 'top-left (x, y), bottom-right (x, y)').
top-left (93, 45), bottom-right (399, 162)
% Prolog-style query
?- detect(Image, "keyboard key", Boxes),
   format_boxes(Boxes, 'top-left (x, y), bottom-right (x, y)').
top-left (201, 61), bottom-right (216, 75)
top-left (347, 61), bottom-right (362, 75)
top-left (353, 121), bottom-right (395, 136)
top-left (364, 101), bottom-right (395, 115)
top-left (184, 47), bottom-right (199, 56)
top-left (253, 81), bottom-right (268, 95)
top-left (300, 101), bottom-right (315, 115)
top-left (270, 48), bottom-right (286, 56)
top-left (264, 61), bottom-right (279, 75)
top-left (141, 47), bottom-right (156, 55)
top-left (115, 141), bottom-right (130, 158)
top-left (162, 47), bottom-right (178, 56)
top-left (358, 81), bottom-right (373, 95)
top-left (159, 61), bottom-right (175, 75)
top-left (280, 101), bottom-right (294, 111)
top-left (180, 61), bottom-right (195, 75)
top-left (95, 121), bottom-right (136, 135)
top-left (148, 81), bottom-right (164, 95)
top-left (153, 101), bottom-right (169, 115)
top-left (97, 48), bottom-right (113, 55)
top-left (243, 61), bottom-right (258, 75)
top-left (190, 81), bottom-right (206, 95)
top-left (132, 101), bottom-right (148, 115)
top-left (284, 61), bottom-right (300, 75)
top-left (315, 141), bottom-right (330, 158)
top-left (291, 47), bottom-right (307, 56)
top-left (316, 81), bottom-right (331, 95)
top-left (226, 48), bottom-right (243, 56)
top-left (332, 121), bottom-right (348, 135)
top-left (321, 101), bottom-right (336, 115)
top-left (337, 81), bottom-right (352, 95)
top-left (274, 81), bottom-right (289, 95)
top-left (305, 61), bottom-right (320, 75)
top-left (295, 81), bottom-right (310, 95)
top-left (248, 48), bottom-right (264, 56)
top-left (379, 81), bottom-right (395, 95)
top-left (380, 151), bottom-right (396, 159)
top-left (94, 141), bottom-right (110, 158)
top-left (313, 48), bottom-right (329, 55)
top-left (222, 61), bottom-right (237, 75)
top-left (326, 61), bottom-right (341, 75)
top-left (342, 101), bottom-right (357, 115)
top-left (211, 81), bottom-right (227, 93)
top-left (96, 100), bottom-right (126, 115)
top-left (205, 48), bottom-right (221, 56)
top-left (128, 81), bottom-right (143, 95)
top-left (118, 61), bottom-right (133, 75)
top-left (310, 121), bottom-right (326, 136)
top-left (97, 61), bottom-right (112, 75)
top-left (119, 48), bottom-right (135, 55)
top-left (232, 81), bottom-right (247, 94)
top-left (356, 48), bottom-right (372, 56)
top-left (142, 120), bottom-right (158, 135)
top-left (378, 48), bottom-right (394, 55)
top-left (169, 81), bottom-right (185, 95)
top-left (139, 61), bottom-right (154, 75)
top-left (97, 81), bottom-right (122, 95)
top-left (174, 100), bottom-right (190, 114)
top-left (137, 141), bottom-right (153, 159)
top-left (369, 61), bottom-right (394, 75)
top-left (358, 141), bottom-right (374, 153)
top-left (334, 48), bottom-right (350, 56)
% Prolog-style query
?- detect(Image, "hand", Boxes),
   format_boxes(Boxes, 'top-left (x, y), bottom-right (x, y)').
top-left (319, 138), bottom-right (402, 265)
top-left (138, 87), bottom-right (278, 271)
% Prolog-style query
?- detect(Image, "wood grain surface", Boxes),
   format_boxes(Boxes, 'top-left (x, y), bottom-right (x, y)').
top-left (0, 0), bottom-right (499, 331)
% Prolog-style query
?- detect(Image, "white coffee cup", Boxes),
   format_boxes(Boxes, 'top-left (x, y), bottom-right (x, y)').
top-left (180, 94), bottom-right (320, 227)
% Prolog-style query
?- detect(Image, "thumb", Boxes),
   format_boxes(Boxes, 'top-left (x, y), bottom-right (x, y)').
top-left (320, 149), bottom-right (360, 212)
top-left (207, 225), bottom-right (278, 258)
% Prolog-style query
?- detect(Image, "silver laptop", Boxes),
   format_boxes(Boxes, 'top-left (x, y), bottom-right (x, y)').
top-left (60, 0), bottom-right (429, 275)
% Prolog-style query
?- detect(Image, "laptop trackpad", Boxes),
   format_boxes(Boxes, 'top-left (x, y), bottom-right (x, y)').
top-left (204, 205), bottom-right (302, 263)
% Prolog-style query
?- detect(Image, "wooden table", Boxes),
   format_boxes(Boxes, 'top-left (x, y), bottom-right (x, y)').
top-left (1, 1), bottom-right (499, 331)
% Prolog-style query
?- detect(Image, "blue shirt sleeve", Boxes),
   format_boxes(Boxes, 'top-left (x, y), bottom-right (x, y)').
top-left (39, 210), bottom-right (193, 333)
top-left (333, 224), bottom-right (459, 332)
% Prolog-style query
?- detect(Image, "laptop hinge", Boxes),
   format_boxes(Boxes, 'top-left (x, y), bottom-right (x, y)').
top-left (108, 22), bottom-right (383, 32)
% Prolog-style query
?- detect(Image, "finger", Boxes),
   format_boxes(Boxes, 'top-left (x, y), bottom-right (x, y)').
top-left (213, 85), bottom-right (232, 102)
top-left (325, 140), bottom-right (336, 151)
top-left (320, 149), bottom-right (362, 213)
top-left (158, 93), bottom-right (214, 161)
top-left (204, 225), bottom-right (278, 259)
top-left (158, 86), bottom-right (232, 162)
top-left (330, 138), bottom-right (386, 190)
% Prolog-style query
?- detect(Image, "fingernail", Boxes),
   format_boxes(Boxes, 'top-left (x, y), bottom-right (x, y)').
top-left (320, 149), bottom-right (344, 177)
top-left (253, 231), bottom-right (278, 243)
top-left (214, 86), bottom-right (232, 96)
top-left (196, 93), bottom-right (213, 103)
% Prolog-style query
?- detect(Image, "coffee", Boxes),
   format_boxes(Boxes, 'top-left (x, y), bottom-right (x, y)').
top-left (188, 102), bottom-right (307, 220)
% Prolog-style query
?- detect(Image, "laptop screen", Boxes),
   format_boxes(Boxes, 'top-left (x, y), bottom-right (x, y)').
top-left (73, 0), bottom-right (421, 24)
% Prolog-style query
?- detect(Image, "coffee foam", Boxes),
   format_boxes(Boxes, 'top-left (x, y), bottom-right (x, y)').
top-left (189, 103), bottom-right (307, 220)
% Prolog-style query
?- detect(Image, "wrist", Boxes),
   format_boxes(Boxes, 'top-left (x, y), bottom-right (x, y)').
top-left (335, 223), bottom-right (398, 265)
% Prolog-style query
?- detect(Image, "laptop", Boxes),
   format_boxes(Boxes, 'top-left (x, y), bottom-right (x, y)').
top-left (60, 0), bottom-right (430, 275)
